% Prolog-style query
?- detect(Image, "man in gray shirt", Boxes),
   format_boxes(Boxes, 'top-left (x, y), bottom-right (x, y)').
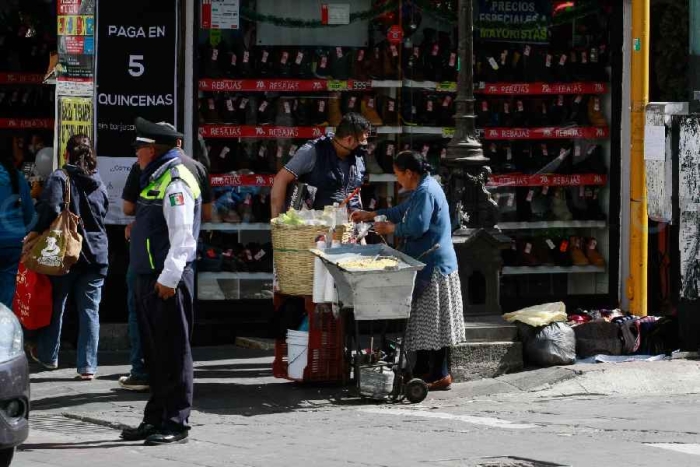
top-left (271, 113), bottom-right (370, 217)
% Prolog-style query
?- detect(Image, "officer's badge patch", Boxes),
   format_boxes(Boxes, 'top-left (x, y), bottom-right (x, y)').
top-left (169, 193), bottom-right (185, 206)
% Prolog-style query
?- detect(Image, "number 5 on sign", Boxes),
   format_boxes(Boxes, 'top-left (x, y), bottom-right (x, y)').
top-left (128, 55), bottom-right (145, 77)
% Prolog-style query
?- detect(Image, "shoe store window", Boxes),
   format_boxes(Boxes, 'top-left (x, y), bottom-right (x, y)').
top-left (193, 0), bottom-right (622, 311)
top-left (0, 1), bottom-right (56, 186)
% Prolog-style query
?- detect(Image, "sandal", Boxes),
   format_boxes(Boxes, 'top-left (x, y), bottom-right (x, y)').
top-left (75, 373), bottom-right (95, 381)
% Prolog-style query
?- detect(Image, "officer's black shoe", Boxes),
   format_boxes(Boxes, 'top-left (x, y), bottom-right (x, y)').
top-left (144, 429), bottom-right (189, 446)
top-left (121, 423), bottom-right (159, 441)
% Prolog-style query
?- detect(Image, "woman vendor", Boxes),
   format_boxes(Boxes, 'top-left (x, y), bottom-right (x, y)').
top-left (351, 150), bottom-right (465, 390)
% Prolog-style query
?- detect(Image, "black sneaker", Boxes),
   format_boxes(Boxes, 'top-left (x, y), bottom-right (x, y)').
top-left (118, 375), bottom-right (150, 392)
top-left (121, 422), bottom-right (159, 441)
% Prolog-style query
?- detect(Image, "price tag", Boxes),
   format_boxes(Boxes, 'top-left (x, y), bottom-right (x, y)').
top-left (525, 243), bottom-right (532, 254)
top-left (357, 49), bottom-right (365, 62)
top-left (296, 51), bottom-right (304, 65)
top-left (289, 145), bottom-right (298, 156)
top-left (441, 148), bottom-right (447, 159)
top-left (442, 127), bottom-right (455, 139)
top-left (558, 95), bottom-right (564, 107)
top-left (526, 189), bottom-right (535, 202)
top-left (517, 100), bottom-right (524, 112)
top-left (284, 101), bottom-right (291, 114)
top-left (386, 144), bottom-right (395, 156)
top-left (542, 186), bottom-right (549, 195)
top-left (259, 101), bottom-right (268, 112)
top-left (579, 186), bottom-right (585, 197)
top-left (524, 45), bottom-right (531, 56)
top-left (582, 51), bottom-right (588, 64)
top-left (318, 100), bottom-right (326, 112)
top-left (276, 146), bottom-right (283, 158)
top-left (390, 45), bottom-right (398, 57)
top-left (506, 146), bottom-right (512, 160)
top-left (559, 148), bottom-right (567, 160)
top-left (589, 239), bottom-right (597, 250)
top-left (488, 57), bottom-right (499, 70)
top-left (258, 145), bottom-right (267, 157)
top-left (231, 53), bottom-right (237, 66)
top-left (545, 54), bottom-right (552, 68)
top-left (436, 82), bottom-right (457, 92)
top-left (432, 44), bottom-right (440, 56)
top-left (261, 50), bottom-right (269, 63)
top-left (320, 56), bottom-right (328, 69)
top-left (575, 95), bottom-right (583, 104)
top-left (220, 146), bottom-right (230, 159)
top-left (254, 250), bottom-right (266, 261)
top-left (422, 144), bottom-right (430, 156)
top-left (481, 101), bottom-right (489, 112)
top-left (388, 100), bottom-right (395, 112)
top-left (211, 48), bottom-right (219, 61)
top-left (348, 96), bottom-right (357, 109)
top-left (243, 51), bottom-right (250, 63)
top-left (449, 53), bottom-right (457, 67)
top-left (493, 192), bottom-right (500, 202)
top-left (239, 98), bottom-right (248, 109)
top-left (575, 145), bottom-right (581, 157)
top-left (369, 198), bottom-right (377, 209)
top-left (327, 80), bottom-right (348, 91)
top-left (593, 97), bottom-right (601, 111)
top-left (559, 240), bottom-right (569, 252)
top-left (546, 239), bottom-right (556, 250)
top-left (588, 144), bottom-right (597, 155)
top-left (559, 54), bottom-right (567, 66)
top-left (280, 51), bottom-right (289, 64)
top-left (503, 102), bottom-right (510, 114)
top-left (442, 96), bottom-right (452, 107)
top-left (541, 144), bottom-right (548, 156)
top-left (507, 193), bottom-right (515, 207)
top-left (226, 99), bottom-right (234, 111)
top-left (367, 97), bottom-right (375, 108)
top-left (336, 47), bottom-right (343, 58)
top-left (427, 101), bottom-right (434, 112)
top-left (208, 98), bottom-right (216, 110)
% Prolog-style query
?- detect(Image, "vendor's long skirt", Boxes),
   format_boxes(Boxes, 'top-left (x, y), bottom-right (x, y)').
top-left (404, 269), bottom-right (465, 352)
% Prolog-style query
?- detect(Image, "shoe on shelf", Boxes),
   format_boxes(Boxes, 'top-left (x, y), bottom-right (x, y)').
top-left (585, 237), bottom-right (606, 267)
top-left (118, 374), bottom-right (150, 392)
top-left (27, 344), bottom-right (58, 370)
top-left (427, 374), bottom-right (452, 391)
top-left (361, 95), bottom-right (383, 127)
top-left (569, 236), bottom-right (590, 266)
top-left (588, 96), bottom-right (608, 127)
top-left (144, 429), bottom-right (189, 446)
top-left (551, 188), bottom-right (573, 221)
top-left (121, 423), bottom-right (160, 442)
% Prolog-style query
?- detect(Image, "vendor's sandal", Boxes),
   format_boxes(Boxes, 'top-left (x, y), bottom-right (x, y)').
top-left (74, 373), bottom-right (95, 381)
top-left (427, 374), bottom-right (452, 391)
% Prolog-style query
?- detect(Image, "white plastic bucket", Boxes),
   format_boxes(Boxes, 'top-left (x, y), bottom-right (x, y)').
top-left (286, 330), bottom-right (309, 380)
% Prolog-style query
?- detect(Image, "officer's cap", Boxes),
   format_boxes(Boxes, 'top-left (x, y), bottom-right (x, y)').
top-left (133, 117), bottom-right (183, 147)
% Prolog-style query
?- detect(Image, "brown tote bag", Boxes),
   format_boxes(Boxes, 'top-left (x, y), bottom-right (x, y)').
top-left (23, 170), bottom-right (83, 276)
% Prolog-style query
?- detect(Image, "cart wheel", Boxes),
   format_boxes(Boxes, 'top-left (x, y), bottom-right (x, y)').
top-left (404, 378), bottom-right (428, 404)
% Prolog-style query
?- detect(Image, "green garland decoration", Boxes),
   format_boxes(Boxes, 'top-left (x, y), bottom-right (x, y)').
top-left (239, 1), bottom-right (399, 28)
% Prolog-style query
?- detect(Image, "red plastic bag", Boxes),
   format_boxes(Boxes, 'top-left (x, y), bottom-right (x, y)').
top-left (12, 263), bottom-right (53, 330)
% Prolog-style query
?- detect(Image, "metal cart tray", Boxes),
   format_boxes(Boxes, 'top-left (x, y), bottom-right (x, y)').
top-left (310, 244), bottom-right (425, 321)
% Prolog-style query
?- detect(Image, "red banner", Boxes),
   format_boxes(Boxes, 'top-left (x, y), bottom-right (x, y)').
top-left (199, 79), bottom-right (373, 92)
top-left (201, 0), bottom-right (212, 28)
top-left (476, 82), bottom-right (608, 95)
top-left (0, 119), bottom-right (55, 129)
top-left (57, 0), bottom-right (82, 15)
top-left (0, 73), bottom-right (45, 85)
top-left (487, 173), bottom-right (608, 188)
top-left (480, 127), bottom-right (609, 140)
top-left (210, 174), bottom-right (275, 187)
top-left (200, 125), bottom-right (327, 139)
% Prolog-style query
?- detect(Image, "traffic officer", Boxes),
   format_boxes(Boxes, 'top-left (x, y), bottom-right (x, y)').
top-left (270, 112), bottom-right (370, 217)
top-left (120, 117), bottom-right (201, 446)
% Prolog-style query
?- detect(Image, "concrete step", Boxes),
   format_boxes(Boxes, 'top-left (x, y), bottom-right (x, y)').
top-left (463, 314), bottom-right (518, 343)
top-left (450, 341), bottom-right (524, 382)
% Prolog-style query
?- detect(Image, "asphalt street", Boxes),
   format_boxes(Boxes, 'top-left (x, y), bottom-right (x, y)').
top-left (11, 347), bottom-right (700, 467)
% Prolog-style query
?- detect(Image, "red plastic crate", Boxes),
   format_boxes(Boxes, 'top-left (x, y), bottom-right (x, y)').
top-left (272, 295), bottom-right (347, 383)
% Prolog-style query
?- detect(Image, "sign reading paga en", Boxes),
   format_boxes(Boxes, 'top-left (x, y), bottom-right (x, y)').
top-left (476, 0), bottom-right (550, 44)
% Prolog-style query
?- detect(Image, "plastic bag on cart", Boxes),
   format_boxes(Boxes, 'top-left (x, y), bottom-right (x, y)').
top-left (517, 321), bottom-right (576, 367)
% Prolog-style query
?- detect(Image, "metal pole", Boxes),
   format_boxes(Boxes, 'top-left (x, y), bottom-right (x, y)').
top-left (628, 0), bottom-right (649, 316)
top-left (446, 0), bottom-right (484, 162)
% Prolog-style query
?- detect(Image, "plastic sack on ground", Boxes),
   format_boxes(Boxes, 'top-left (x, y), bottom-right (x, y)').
top-left (503, 302), bottom-right (567, 327)
top-left (574, 319), bottom-right (623, 358)
top-left (516, 321), bottom-right (576, 367)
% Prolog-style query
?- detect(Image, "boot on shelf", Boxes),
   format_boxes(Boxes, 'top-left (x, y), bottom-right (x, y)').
top-left (551, 187), bottom-right (573, 221)
top-left (584, 237), bottom-right (606, 267)
top-left (588, 96), bottom-right (607, 127)
top-left (314, 48), bottom-right (331, 79)
top-left (361, 95), bottom-right (383, 127)
top-left (569, 236), bottom-right (590, 266)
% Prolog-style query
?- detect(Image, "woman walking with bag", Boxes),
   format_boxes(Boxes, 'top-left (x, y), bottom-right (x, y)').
top-left (25, 136), bottom-right (109, 380)
top-left (0, 137), bottom-right (35, 309)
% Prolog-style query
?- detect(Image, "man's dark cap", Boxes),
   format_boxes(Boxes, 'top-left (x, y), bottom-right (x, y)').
top-left (133, 117), bottom-right (183, 147)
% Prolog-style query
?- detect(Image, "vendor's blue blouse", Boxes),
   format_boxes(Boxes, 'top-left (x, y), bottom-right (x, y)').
top-left (377, 175), bottom-right (458, 285)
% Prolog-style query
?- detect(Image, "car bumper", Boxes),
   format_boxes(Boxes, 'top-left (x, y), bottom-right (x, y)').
top-left (0, 354), bottom-right (29, 449)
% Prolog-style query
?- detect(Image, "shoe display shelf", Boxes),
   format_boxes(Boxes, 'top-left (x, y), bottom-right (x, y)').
top-left (502, 265), bottom-right (606, 275)
top-left (0, 72), bottom-right (55, 129)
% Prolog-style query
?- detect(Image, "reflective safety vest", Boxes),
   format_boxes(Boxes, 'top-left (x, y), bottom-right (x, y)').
top-left (130, 162), bottom-right (202, 275)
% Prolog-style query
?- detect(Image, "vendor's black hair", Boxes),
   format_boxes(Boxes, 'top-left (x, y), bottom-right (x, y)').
top-left (335, 113), bottom-right (371, 140)
top-left (66, 134), bottom-right (91, 158)
top-left (393, 150), bottom-right (431, 175)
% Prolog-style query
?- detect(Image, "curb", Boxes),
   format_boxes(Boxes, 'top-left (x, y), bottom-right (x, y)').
top-left (235, 336), bottom-right (276, 351)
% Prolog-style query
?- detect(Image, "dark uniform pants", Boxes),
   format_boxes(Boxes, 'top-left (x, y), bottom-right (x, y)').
top-left (134, 266), bottom-right (194, 430)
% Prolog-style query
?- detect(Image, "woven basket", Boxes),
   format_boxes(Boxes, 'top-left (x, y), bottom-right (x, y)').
top-left (271, 222), bottom-right (348, 296)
